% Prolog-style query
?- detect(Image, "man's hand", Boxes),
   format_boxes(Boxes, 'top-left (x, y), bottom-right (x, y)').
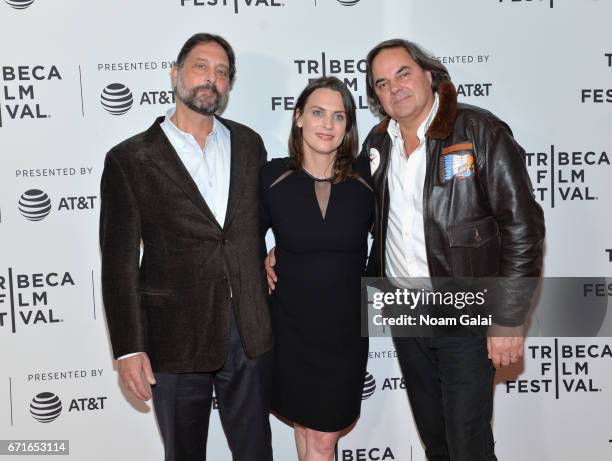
top-left (487, 336), bottom-right (524, 369)
top-left (118, 352), bottom-right (156, 401)
top-left (265, 247), bottom-right (277, 292)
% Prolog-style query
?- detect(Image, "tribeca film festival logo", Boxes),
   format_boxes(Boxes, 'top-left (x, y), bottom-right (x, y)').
top-left (29, 392), bottom-right (108, 424)
top-left (0, 65), bottom-right (62, 127)
top-left (272, 53), bottom-right (369, 111)
top-left (0, 269), bottom-right (76, 333)
top-left (179, 0), bottom-right (284, 15)
top-left (17, 189), bottom-right (97, 221)
top-left (505, 339), bottom-right (611, 397)
top-left (498, 0), bottom-right (554, 8)
top-left (338, 446), bottom-right (397, 461)
top-left (4, 0), bottom-right (35, 10)
top-left (100, 83), bottom-right (176, 115)
top-left (525, 147), bottom-right (610, 208)
top-left (581, 52), bottom-right (612, 104)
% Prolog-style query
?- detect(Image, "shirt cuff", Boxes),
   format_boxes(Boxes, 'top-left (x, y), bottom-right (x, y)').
top-left (117, 352), bottom-right (143, 360)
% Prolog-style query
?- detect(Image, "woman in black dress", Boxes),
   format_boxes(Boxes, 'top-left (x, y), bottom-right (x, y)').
top-left (260, 77), bottom-right (373, 461)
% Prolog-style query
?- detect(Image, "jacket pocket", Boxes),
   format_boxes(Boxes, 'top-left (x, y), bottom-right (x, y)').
top-left (448, 216), bottom-right (501, 276)
top-left (140, 288), bottom-right (173, 308)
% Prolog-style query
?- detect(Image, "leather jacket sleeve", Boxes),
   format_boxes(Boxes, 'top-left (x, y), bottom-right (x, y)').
top-left (480, 121), bottom-right (545, 277)
top-left (478, 120), bottom-right (545, 326)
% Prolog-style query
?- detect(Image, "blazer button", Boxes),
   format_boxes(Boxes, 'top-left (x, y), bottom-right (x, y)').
top-left (222, 239), bottom-right (229, 245)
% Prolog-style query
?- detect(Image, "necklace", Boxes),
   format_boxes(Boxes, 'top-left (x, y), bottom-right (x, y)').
top-left (302, 167), bottom-right (335, 182)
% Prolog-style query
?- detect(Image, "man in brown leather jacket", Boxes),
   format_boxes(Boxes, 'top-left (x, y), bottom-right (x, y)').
top-left (360, 39), bottom-right (545, 461)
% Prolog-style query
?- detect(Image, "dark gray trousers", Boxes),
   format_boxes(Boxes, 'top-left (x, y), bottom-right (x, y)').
top-left (152, 313), bottom-right (273, 461)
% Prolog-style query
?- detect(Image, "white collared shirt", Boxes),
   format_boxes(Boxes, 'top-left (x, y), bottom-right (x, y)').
top-left (385, 94), bottom-right (439, 280)
top-left (160, 107), bottom-right (231, 227)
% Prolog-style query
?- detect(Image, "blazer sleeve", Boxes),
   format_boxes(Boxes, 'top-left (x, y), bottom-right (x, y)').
top-left (99, 151), bottom-right (145, 358)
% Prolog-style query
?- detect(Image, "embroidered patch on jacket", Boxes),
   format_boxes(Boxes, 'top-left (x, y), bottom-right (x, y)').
top-left (439, 143), bottom-right (475, 182)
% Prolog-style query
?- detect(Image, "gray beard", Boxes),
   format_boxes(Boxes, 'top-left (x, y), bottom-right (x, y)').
top-left (175, 82), bottom-right (228, 116)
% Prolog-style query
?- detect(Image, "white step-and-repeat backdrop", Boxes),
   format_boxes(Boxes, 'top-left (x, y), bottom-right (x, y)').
top-left (1, 0), bottom-right (611, 460)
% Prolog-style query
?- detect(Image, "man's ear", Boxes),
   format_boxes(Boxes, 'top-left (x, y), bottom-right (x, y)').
top-left (171, 64), bottom-right (178, 89)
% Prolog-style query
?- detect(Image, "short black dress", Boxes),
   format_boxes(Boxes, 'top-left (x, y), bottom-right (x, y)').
top-left (260, 157), bottom-right (373, 432)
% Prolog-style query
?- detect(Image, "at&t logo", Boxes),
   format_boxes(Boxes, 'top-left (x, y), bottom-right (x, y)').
top-left (5, 0), bottom-right (35, 9)
top-left (101, 83), bottom-right (176, 115)
top-left (361, 371), bottom-right (407, 398)
top-left (30, 392), bottom-right (62, 423)
top-left (29, 392), bottom-right (107, 423)
top-left (362, 371), bottom-right (376, 400)
top-left (17, 189), bottom-right (97, 221)
top-left (18, 189), bottom-right (51, 221)
top-left (101, 83), bottom-right (133, 115)
top-left (68, 396), bottom-right (107, 412)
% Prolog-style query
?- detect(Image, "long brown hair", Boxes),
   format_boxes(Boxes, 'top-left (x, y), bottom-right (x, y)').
top-left (365, 38), bottom-right (450, 117)
top-left (287, 77), bottom-right (358, 182)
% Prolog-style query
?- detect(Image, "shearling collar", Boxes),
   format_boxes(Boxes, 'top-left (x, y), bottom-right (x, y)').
top-left (371, 81), bottom-right (457, 140)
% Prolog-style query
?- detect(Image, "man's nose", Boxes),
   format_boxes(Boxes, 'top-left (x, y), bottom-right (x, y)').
top-left (389, 79), bottom-right (400, 94)
top-left (204, 67), bottom-right (216, 84)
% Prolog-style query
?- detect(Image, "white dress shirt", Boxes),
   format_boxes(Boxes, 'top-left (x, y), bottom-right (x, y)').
top-left (118, 108), bottom-right (232, 360)
top-left (385, 94), bottom-right (439, 281)
top-left (160, 107), bottom-right (231, 227)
